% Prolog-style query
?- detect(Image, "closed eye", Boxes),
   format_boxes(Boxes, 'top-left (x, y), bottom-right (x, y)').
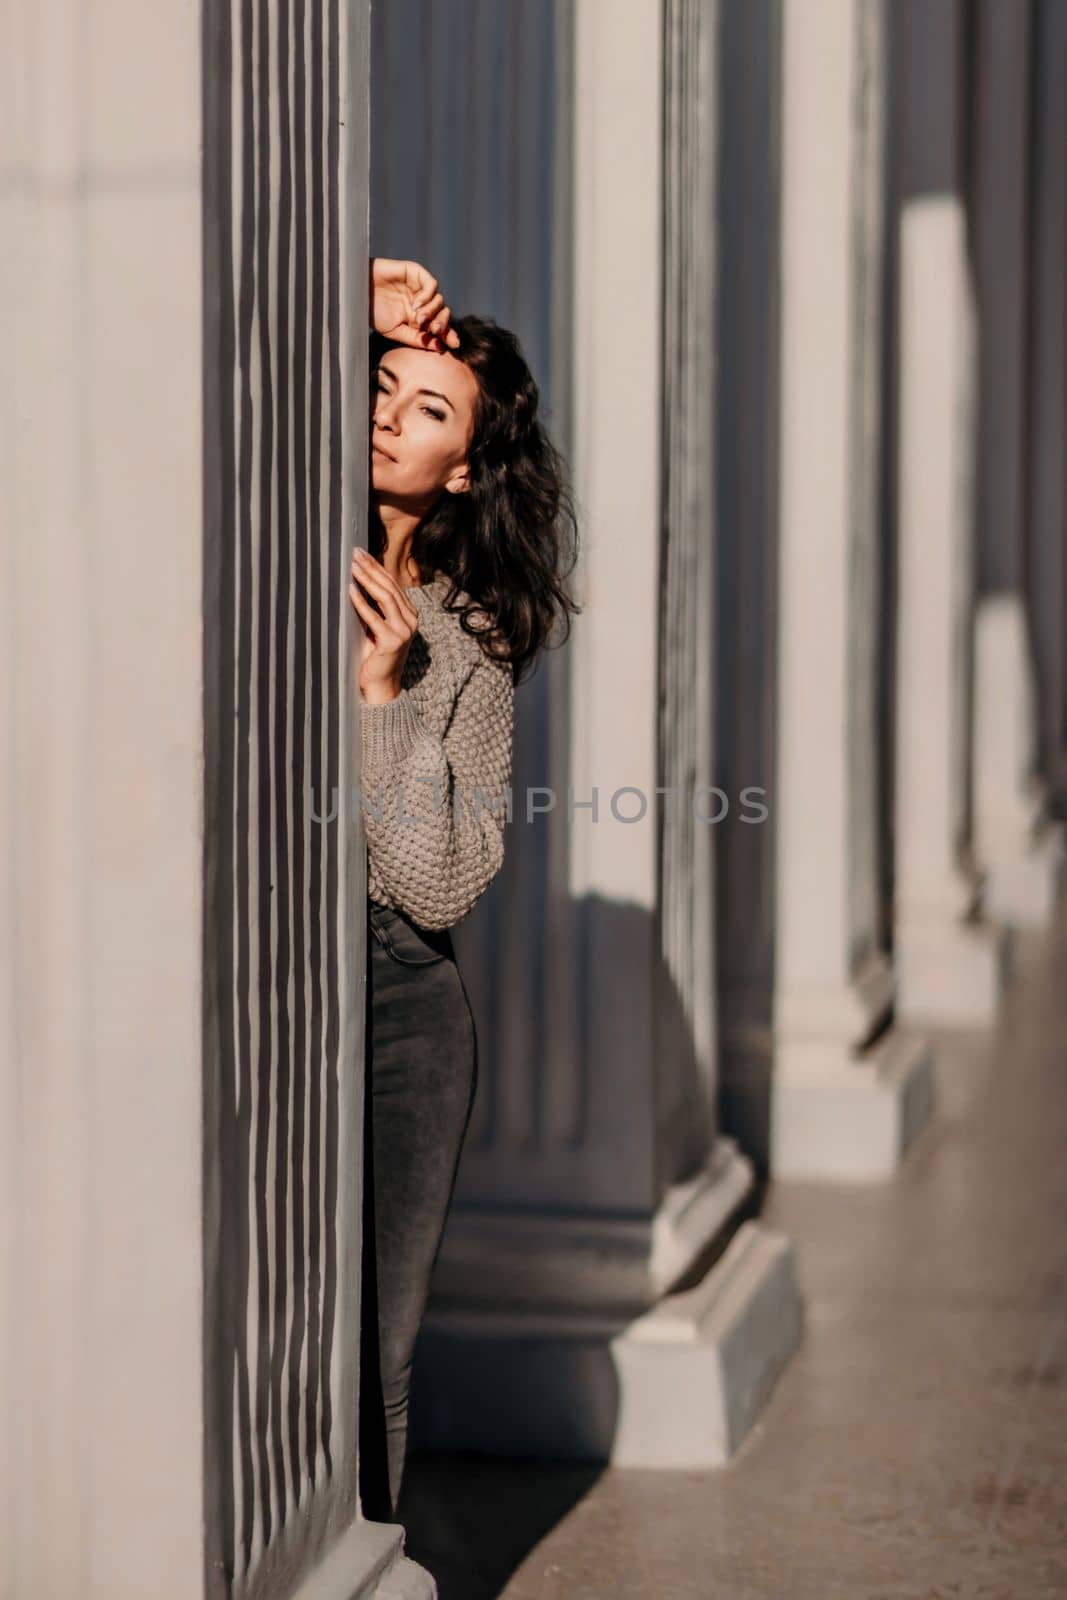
top-left (373, 374), bottom-right (446, 422)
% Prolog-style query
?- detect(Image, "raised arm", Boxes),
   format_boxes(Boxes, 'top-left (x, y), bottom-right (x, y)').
top-left (368, 257), bottom-right (461, 353)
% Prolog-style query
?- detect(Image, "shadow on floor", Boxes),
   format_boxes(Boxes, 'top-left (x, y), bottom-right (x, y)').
top-left (397, 1452), bottom-right (604, 1600)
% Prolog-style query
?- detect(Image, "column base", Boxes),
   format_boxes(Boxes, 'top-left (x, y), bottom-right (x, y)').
top-left (409, 1221), bottom-right (802, 1468)
top-left (982, 825), bottom-right (1066, 929)
top-left (770, 1027), bottom-right (935, 1181)
top-left (292, 1523), bottom-right (436, 1600)
top-left (610, 1222), bottom-right (802, 1466)
top-left (373, 1556), bottom-right (438, 1600)
top-left (895, 918), bottom-right (1009, 1024)
top-left (423, 1136), bottom-right (755, 1314)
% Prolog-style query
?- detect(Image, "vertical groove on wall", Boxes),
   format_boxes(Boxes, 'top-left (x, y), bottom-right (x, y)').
top-left (846, 0), bottom-right (889, 979)
top-left (318, 0), bottom-right (342, 1488)
top-left (541, 0), bottom-right (582, 1153)
top-left (1026, 0), bottom-right (1067, 808)
top-left (657, 0), bottom-right (720, 1182)
top-left (304, 0), bottom-right (327, 1491)
top-left (712, 0), bottom-right (783, 1170)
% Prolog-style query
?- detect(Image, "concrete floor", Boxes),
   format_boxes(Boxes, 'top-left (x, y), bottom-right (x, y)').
top-left (397, 901), bottom-right (1067, 1599)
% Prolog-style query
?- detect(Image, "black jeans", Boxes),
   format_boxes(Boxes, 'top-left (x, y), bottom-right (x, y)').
top-left (358, 899), bottom-right (479, 1523)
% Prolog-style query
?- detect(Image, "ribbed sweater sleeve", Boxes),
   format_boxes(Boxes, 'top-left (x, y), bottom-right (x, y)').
top-left (360, 651), bottom-right (514, 931)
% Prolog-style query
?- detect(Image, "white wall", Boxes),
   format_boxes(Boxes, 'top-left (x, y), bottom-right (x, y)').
top-left (1, 1), bottom-right (205, 1593)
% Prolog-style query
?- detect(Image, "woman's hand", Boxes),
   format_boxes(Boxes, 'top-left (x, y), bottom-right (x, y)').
top-left (349, 548), bottom-right (420, 704)
top-left (369, 257), bottom-right (461, 352)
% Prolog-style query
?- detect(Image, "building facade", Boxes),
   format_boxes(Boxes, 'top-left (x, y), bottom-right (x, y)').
top-left (3, 1), bottom-right (1064, 1595)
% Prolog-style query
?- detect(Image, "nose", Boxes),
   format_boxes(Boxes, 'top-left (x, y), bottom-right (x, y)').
top-left (374, 391), bottom-right (399, 434)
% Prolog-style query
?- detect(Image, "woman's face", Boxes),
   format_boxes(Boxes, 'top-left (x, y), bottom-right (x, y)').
top-left (370, 346), bottom-right (480, 507)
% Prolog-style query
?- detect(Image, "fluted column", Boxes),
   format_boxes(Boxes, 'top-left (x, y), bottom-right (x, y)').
top-left (712, 0), bottom-right (784, 1179)
top-left (893, 0), bottom-right (1007, 1023)
top-left (970, 0), bottom-right (1065, 928)
top-left (771, 0), bottom-right (934, 1176)
top-left (202, 2), bottom-right (431, 1594)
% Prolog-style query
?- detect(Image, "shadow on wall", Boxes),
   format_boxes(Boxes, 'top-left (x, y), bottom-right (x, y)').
top-left (395, 892), bottom-right (767, 1596)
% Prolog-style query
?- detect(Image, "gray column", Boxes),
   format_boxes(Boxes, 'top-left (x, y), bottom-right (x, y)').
top-left (972, 0), bottom-right (1031, 598)
top-left (712, 0), bottom-right (781, 1177)
top-left (202, 0), bottom-right (367, 1587)
top-left (892, 0), bottom-right (1008, 1022)
top-left (369, 0), bottom-right (801, 1470)
top-left (970, 0), bottom-right (1065, 926)
top-left (203, 2), bottom-right (429, 1595)
top-left (1026, 0), bottom-right (1067, 817)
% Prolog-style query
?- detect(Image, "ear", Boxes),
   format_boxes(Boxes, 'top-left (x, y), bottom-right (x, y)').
top-left (445, 465), bottom-right (470, 496)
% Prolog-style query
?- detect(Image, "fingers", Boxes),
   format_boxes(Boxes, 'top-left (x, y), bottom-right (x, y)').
top-left (382, 322), bottom-right (451, 355)
top-left (412, 284), bottom-right (460, 350)
top-left (383, 324), bottom-right (435, 351)
top-left (415, 294), bottom-right (455, 341)
top-left (415, 290), bottom-right (445, 326)
top-left (382, 324), bottom-right (437, 352)
top-left (370, 258), bottom-right (459, 349)
top-left (350, 550), bottom-right (419, 632)
top-left (418, 305), bottom-right (458, 354)
top-left (430, 307), bottom-right (460, 349)
top-left (418, 295), bottom-right (459, 339)
top-left (359, 561), bottom-right (419, 630)
top-left (409, 266), bottom-right (439, 309)
top-left (348, 577), bottom-right (381, 635)
top-left (349, 554), bottom-right (389, 625)
top-left (383, 266), bottom-right (459, 352)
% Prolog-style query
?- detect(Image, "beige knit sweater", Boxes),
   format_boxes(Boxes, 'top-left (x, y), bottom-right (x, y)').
top-left (360, 572), bottom-right (515, 931)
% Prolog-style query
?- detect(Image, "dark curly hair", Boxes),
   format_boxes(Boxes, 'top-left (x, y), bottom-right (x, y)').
top-left (368, 314), bottom-right (581, 686)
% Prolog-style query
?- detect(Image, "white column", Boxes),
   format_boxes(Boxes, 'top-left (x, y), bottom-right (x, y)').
top-left (771, 0), bottom-right (933, 1178)
top-left (970, 0), bottom-right (1065, 930)
top-left (895, 203), bottom-right (1006, 1019)
top-left (893, 0), bottom-right (1008, 1024)
top-left (1, 2), bottom-right (207, 1591)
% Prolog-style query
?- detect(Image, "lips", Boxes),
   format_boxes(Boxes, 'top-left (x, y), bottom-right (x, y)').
top-left (372, 442), bottom-right (395, 461)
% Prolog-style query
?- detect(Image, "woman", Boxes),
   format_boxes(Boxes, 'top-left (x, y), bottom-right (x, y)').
top-left (355, 259), bottom-right (580, 1522)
